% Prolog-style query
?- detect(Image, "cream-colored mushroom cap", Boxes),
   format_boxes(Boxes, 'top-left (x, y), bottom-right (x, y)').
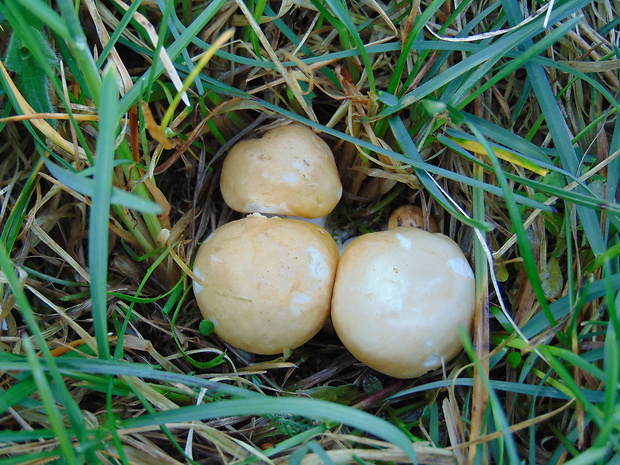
top-left (192, 214), bottom-right (339, 355)
top-left (331, 227), bottom-right (475, 378)
top-left (220, 124), bottom-right (342, 218)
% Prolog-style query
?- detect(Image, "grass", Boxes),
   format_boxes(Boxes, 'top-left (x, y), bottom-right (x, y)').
top-left (0, 0), bottom-right (618, 463)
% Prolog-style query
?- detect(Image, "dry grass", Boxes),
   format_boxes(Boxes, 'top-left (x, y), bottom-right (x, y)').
top-left (1, 0), bottom-right (619, 464)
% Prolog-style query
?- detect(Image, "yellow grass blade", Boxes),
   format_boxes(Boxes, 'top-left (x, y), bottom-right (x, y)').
top-left (448, 136), bottom-right (549, 176)
top-left (160, 28), bottom-right (235, 131)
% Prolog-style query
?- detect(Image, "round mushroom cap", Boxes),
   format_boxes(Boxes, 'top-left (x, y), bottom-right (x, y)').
top-left (331, 227), bottom-right (475, 378)
top-left (220, 124), bottom-right (342, 219)
top-left (192, 214), bottom-right (339, 355)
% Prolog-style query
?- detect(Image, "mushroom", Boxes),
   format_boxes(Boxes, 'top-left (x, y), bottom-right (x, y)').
top-left (220, 123), bottom-right (342, 219)
top-left (192, 213), bottom-right (339, 355)
top-left (337, 205), bottom-right (437, 255)
top-left (330, 227), bottom-right (475, 378)
top-left (388, 205), bottom-right (438, 233)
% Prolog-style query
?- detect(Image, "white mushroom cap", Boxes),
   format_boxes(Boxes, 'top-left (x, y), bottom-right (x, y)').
top-left (220, 124), bottom-right (342, 219)
top-left (330, 227), bottom-right (475, 378)
top-left (192, 213), bottom-right (339, 355)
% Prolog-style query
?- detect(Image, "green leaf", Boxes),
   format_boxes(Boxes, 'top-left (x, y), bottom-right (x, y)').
top-left (1, 2), bottom-right (58, 119)
top-left (4, 32), bottom-right (54, 116)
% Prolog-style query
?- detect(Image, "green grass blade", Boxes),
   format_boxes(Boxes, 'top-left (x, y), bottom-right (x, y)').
top-left (500, 0), bottom-right (606, 255)
top-left (120, 397), bottom-right (418, 464)
top-left (456, 17), bottom-right (581, 109)
top-left (0, 353), bottom-right (263, 399)
top-left (118, 0), bottom-right (228, 114)
top-left (529, 56), bottom-right (620, 114)
top-left (0, 451), bottom-right (66, 465)
top-left (560, 447), bottom-right (613, 465)
top-left (385, 0), bottom-right (446, 97)
top-left (389, 116), bottom-right (493, 230)
top-left (542, 346), bottom-right (606, 382)
top-left (0, 247), bottom-right (91, 459)
top-left (95, 0), bottom-right (143, 69)
top-left (373, 14), bottom-right (547, 120)
top-left (522, 272), bottom-right (620, 338)
top-left (390, 378), bottom-right (604, 403)
top-left (461, 330), bottom-right (521, 464)
top-left (322, 0), bottom-right (375, 92)
top-left (593, 264), bottom-right (620, 448)
top-left (439, 135), bottom-right (620, 215)
top-left (44, 160), bottom-right (163, 215)
top-left (254, 425), bottom-right (329, 463)
top-left (22, 337), bottom-right (79, 465)
top-left (607, 111), bottom-right (620, 214)
top-left (451, 114), bottom-right (551, 164)
top-left (539, 346), bottom-right (604, 429)
top-left (290, 442), bottom-right (337, 465)
top-left (442, 130), bottom-right (555, 173)
top-left (0, 158), bottom-right (43, 251)
top-left (0, 429), bottom-right (60, 443)
top-left (253, 98), bottom-right (553, 213)
top-left (157, 0), bottom-right (205, 96)
top-left (0, 376), bottom-right (38, 415)
top-left (464, 117), bottom-right (555, 326)
top-left (88, 65), bottom-right (119, 359)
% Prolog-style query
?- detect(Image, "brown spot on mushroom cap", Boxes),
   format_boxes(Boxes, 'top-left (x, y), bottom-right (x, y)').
top-left (330, 227), bottom-right (475, 378)
top-left (192, 214), bottom-right (339, 355)
top-left (220, 124), bottom-right (343, 219)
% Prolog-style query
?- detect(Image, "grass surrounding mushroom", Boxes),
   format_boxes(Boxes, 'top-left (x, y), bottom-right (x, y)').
top-left (0, 1), bottom-right (618, 464)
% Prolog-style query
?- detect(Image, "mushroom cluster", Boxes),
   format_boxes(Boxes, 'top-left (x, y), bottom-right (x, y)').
top-left (192, 122), bottom-right (475, 378)
top-left (192, 123), bottom-right (342, 355)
